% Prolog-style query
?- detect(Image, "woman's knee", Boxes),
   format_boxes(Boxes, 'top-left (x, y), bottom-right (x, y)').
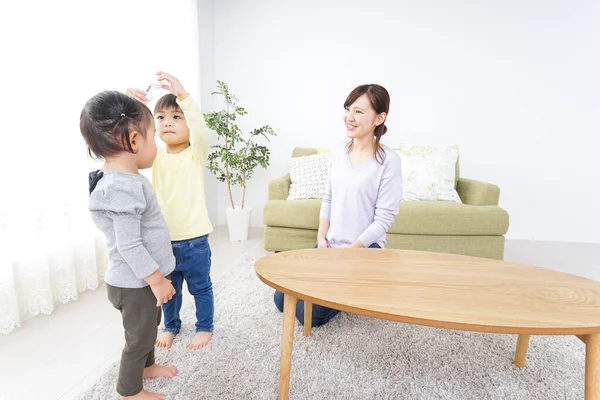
top-left (295, 302), bottom-right (306, 325)
top-left (274, 291), bottom-right (307, 324)
top-left (273, 290), bottom-right (284, 312)
top-left (311, 307), bottom-right (339, 327)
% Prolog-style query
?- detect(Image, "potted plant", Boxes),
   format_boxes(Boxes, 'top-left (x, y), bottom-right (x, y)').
top-left (204, 81), bottom-right (276, 241)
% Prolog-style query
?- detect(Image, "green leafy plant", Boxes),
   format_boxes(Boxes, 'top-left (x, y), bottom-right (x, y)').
top-left (204, 81), bottom-right (276, 209)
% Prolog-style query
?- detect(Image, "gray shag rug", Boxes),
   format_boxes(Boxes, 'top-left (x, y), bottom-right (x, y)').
top-left (77, 255), bottom-right (586, 399)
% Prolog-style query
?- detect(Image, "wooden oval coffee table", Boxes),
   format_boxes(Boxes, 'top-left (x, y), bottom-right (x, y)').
top-left (255, 248), bottom-right (600, 400)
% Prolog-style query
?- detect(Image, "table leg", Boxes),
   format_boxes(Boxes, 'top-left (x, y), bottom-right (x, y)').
top-left (279, 293), bottom-right (298, 400)
top-left (586, 333), bottom-right (600, 399)
top-left (304, 301), bottom-right (312, 336)
top-left (513, 334), bottom-right (530, 368)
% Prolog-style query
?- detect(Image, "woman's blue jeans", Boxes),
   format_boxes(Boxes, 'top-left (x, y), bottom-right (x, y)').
top-left (273, 242), bottom-right (381, 327)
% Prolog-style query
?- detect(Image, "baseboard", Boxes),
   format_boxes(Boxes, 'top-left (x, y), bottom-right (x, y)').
top-left (504, 239), bottom-right (600, 281)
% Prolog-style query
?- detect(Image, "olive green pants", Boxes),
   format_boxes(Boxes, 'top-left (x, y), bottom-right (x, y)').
top-left (107, 283), bottom-right (161, 397)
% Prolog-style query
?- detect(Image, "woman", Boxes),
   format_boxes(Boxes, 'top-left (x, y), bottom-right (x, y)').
top-left (274, 84), bottom-right (403, 327)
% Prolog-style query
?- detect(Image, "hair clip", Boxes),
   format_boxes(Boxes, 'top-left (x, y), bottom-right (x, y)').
top-left (145, 80), bottom-right (162, 104)
top-left (120, 113), bottom-right (126, 117)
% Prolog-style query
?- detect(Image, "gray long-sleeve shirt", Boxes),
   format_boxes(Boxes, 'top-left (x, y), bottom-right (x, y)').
top-left (89, 171), bottom-right (175, 288)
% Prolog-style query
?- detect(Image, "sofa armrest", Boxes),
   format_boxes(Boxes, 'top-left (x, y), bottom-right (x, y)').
top-left (268, 174), bottom-right (291, 200)
top-left (457, 178), bottom-right (500, 206)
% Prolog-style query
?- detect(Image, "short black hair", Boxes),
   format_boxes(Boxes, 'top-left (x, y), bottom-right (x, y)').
top-left (80, 91), bottom-right (153, 159)
top-left (154, 93), bottom-right (181, 114)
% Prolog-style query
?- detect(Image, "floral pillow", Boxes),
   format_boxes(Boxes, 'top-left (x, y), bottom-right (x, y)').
top-left (397, 144), bottom-right (461, 202)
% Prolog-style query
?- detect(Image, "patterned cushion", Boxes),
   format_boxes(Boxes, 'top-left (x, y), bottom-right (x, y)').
top-left (287, 154), bottom-right (331, 201)
top-left (397, 144), bottom-right (462, 203)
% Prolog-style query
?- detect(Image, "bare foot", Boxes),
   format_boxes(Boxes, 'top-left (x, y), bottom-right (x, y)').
top-left (187, 331), bottom-right (212, 350)
top-left (123, 389), bottom-right (166, 399)
top-left (155, 332), bottom-right (176, 349)
top-left (143, 363), bottom-right (178, 379)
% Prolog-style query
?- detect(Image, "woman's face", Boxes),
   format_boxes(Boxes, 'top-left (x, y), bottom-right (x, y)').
top-left (344, 94), bottom-right (385, 140)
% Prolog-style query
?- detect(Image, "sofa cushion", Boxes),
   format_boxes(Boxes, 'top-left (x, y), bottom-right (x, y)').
top-left (287, 154), bottom-right (330, 201)
top-left (389, 201), bottom-right (509, 235)
top-left (397, 144), bottom-right (461, 202)
top-left (264, 199), bottom-right (509, 236)
top-left (264, 199), bottom-right (322, 230)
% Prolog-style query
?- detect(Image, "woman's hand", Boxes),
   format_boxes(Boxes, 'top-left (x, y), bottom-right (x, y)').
top-left (317, 218), bottom-right (330, 248)
top-left (125, 88), bottom-right (147, 104)
top-left (317, 236), bottom-right (329, 248)
top-left (349, 240), bottom-right (365, 248)
top-left (156, 71), bottom-right (189, 100)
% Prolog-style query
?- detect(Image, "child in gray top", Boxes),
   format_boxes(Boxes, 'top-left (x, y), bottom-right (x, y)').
top-left (81, 90), bottom-right (177, 400)
top-left (89, 171), bottom-right (176, 289)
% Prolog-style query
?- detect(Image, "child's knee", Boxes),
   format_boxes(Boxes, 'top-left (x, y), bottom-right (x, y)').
top-left (125, 326), bottom-right (157, 353)
top-left (187, 279), bottom-right (212, 296)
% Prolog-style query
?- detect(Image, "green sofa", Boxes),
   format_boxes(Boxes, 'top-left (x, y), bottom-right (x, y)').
top-left (263, 148), bottom-right (510, 260)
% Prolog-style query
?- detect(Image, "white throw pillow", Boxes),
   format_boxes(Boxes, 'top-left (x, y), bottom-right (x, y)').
top-left (287, 154), bottom-right (331, 201)
top-left (397, 144), bottom-right (462, 203)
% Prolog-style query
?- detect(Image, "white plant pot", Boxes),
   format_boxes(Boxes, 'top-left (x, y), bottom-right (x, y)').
top-left (226, 206), bottom-right (252, 242)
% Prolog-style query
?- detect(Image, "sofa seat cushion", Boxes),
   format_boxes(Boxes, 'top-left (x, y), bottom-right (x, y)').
top-left (264, 199), bottom-right (509, 236)
top-left (264, 199), bottom-right (322, 230)
top-left (391, 201), bottom-right (509, 235)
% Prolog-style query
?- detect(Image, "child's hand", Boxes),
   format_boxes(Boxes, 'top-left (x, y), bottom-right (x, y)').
top-left (125, 88), bottom-right (147, 104)
top-left (150, 277), bottom-right (176, 307)
top-left (156, 71), bottom-right (189, 100)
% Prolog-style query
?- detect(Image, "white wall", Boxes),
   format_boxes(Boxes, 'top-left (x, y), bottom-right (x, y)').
top-left (2, 0), bottom-right (203, 201)
top-left (198, 0), bottom-right (219, 225)
top-left (210, 0), bottom-right (600, 243)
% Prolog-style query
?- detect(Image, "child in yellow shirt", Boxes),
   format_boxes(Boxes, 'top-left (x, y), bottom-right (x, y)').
top-left (128, 71), bottom-right (213, 350)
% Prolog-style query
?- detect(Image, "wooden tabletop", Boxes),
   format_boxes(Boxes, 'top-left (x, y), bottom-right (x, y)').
top-left (255, 248), bottom-right (600, 335)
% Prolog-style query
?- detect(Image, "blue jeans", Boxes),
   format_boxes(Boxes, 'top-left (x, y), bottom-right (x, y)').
top-left (162, 235), bottom-right (213, 333)
top-left (273, 242), bottom-right (381, 327)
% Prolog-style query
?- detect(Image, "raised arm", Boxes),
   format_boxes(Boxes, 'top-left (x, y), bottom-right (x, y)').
top-left (177, 94), bottom-right (210, 165)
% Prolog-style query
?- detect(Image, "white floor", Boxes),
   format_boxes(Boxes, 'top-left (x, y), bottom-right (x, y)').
top-left (0, 227), bottom-right (269, 400)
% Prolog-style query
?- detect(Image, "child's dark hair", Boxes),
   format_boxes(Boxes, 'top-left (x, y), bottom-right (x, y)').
top-left (80, 91), bottom-right (154, 159)
top-left (154, 93), bottom-right (181, 114)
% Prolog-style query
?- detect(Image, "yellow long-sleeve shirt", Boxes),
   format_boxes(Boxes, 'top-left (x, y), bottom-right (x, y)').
top-left (152, 95), bottom-right (213, 241)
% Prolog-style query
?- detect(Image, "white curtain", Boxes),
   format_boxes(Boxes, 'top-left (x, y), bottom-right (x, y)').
top-left (0, 181), bottom-right (107, 334)
top-left (0, 0), bottom-right (202, 334)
